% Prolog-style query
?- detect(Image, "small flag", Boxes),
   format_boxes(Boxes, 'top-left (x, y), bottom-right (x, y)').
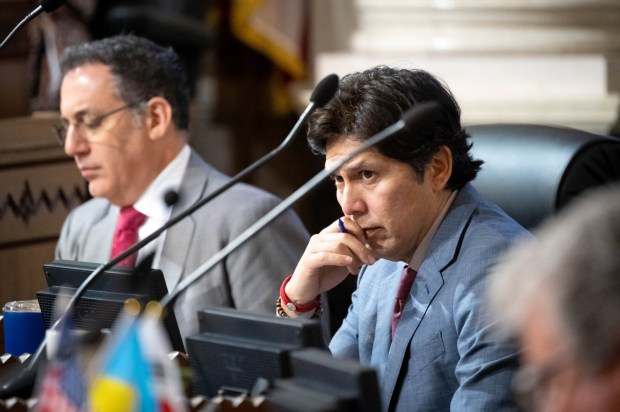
top-left (35, 314), bottom-right (88, 412)
top-left (89, 299), bottom-right (187, 412)
top-left (138, 302), bottom-right (187, 412)
top-left (89, 300), bottom-right (156, 412)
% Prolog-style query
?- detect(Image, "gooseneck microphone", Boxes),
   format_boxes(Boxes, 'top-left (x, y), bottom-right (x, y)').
top-left (0, 0), bottom-right (68, 52)
top-left (160, 101), bottom-right (443, 310)
top-left (0, 74), bottom-right (338, 399)
top-left (52, 72), bottom-right (338, 320)
top-left (47, 73), bottom-right (337, 327)
top-left (226, 72), bottom-right (338, 180)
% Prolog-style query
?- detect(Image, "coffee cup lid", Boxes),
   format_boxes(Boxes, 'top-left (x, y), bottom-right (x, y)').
top-left (3, 299), bottom-right (41, 312)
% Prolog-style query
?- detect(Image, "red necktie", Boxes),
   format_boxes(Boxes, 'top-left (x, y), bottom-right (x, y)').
top-left (391, 266), bottom-right (417, 337)
top-left (110, 206), bottom-right (146, 267)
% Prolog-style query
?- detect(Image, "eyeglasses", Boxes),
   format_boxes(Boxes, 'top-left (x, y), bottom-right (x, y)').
top-left (53, 101), bottom-right (144, 146)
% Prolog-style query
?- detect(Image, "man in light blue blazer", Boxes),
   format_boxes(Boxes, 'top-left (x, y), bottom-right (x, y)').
top-left (279, 66), bottom-right (530, 411)
top-left (53, 35), bottom-right (309, 341)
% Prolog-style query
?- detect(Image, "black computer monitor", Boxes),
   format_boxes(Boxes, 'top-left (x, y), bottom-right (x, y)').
top-left (36, 259), bottom-right (184, 352)
top-left (185, 306), bottom-right (327, 397)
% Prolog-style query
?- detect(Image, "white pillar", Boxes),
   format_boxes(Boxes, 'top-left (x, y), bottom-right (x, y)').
top-left (312, 0), bottom-right (620, 134)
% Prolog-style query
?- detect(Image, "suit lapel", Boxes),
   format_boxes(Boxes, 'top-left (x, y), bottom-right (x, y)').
top-left (381, 188), bottom-right (478, 409)
top-left (382, 261), bottom-right (445, 409)
top-left (158, 151), bottom-right (207, 290)
top-left (375, 266), bottom-right (404, 367)
top-left (82, 203), bottom-right (117, 262)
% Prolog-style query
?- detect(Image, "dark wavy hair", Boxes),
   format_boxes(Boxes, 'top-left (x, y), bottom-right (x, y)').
top-left (307, 66), bottom-right (482, 190)
top-left (60, 34), bottom-right (190, 130)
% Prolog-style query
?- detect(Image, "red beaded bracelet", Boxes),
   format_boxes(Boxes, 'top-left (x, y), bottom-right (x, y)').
top-left (279, 274), bottom-right (320, 313)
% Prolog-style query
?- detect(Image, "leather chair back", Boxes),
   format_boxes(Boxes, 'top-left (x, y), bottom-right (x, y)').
top-left (468, 124), bottom-right (620, 229)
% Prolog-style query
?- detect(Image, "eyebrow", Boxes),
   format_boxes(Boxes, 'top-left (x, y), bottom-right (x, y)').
top-left (61, 107), bottom-right (91, 122)
top-left (326, 157), bottom-right (374, 176)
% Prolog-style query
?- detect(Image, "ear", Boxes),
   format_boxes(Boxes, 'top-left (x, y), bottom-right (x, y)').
top-left (428, 145), bottom-right (453, 191)
top-left (144, 97), bottom-right (173, 141)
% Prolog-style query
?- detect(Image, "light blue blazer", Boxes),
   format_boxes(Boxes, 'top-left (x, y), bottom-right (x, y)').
top-left (56, 150), bottom-right (310, 339)
top-left (330, 184), bottom-right (529, 411)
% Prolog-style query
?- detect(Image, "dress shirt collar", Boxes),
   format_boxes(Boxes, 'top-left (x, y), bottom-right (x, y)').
top-left (134, 144), bottom-right (191, 220)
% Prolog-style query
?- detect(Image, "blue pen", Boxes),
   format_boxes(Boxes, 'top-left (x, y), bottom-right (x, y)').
top-left (337, 218), bottom-right (347, 233)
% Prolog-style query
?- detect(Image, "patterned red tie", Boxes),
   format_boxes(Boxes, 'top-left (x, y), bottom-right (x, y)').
top-left (110, 206), bottom-right (146, 267)
top-left (391, 266), bottom-right (417, 337)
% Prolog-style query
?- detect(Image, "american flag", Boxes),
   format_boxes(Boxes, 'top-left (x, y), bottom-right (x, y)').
top-left (35, 315), bottom-right (88, 412)
top-left (37, 354), bottom-right (87, 412)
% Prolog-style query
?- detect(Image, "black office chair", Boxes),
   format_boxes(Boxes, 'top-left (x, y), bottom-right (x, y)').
top-left (467, 124), bottom-right (620, 229)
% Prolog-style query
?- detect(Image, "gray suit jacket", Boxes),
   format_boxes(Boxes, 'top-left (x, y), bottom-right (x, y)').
top-left (330, 184), bottom-right (529, 412)
top-left (56, 150), bottom-right (310, 339)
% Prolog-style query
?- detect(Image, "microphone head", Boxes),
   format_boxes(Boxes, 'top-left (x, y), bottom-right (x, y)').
top-left (38, 0), bottom-right (67, 13)
top-left (401, 101), bottom-right (443, 131)
top-left (134, 252), bottom-right (155, 279)
top-left (310, 74), bottom-right (339, 108)
top-left (164, 190), bottom-right (180, 207)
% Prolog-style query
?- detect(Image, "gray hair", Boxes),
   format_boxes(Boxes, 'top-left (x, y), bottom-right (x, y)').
top-left (488, 184), bottom-right (620, 374)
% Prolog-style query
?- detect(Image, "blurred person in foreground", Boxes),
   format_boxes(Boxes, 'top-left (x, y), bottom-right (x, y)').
top-left (278, 65), bottom-right (530, 411)
top-left (488, 184), bottom-right (620, 412)
top-left (54, 34), bottom-right (309, 340)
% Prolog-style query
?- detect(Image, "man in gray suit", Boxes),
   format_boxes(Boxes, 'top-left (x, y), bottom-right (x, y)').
top-left (54, 34), bottom-right (309, 340)
top-left (279, 66), bottom-right (530, 411)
